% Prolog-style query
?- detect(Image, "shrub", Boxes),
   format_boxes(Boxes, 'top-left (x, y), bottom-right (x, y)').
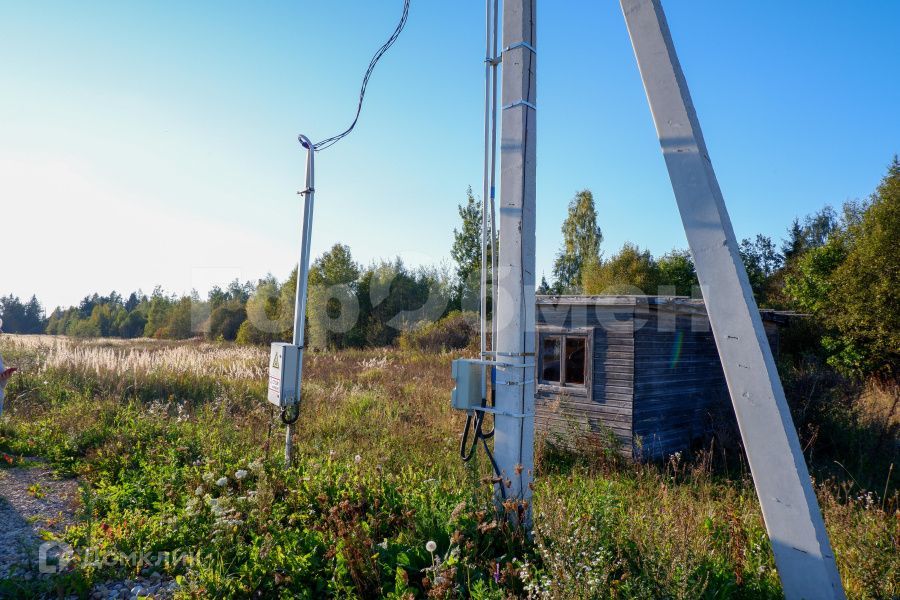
top-left (208, 305), bottom-right (246, 341)
top-left (582, 243), bottom-right (659, 295)
top-left (785, 159), bottom-right (899, 380)
top-left (398, 311), bottom-right (477, 352)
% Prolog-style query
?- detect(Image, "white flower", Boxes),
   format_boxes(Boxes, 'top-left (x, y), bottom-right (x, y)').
top-left (234, 469), bottom-right (248, 480)
top-left (425, 540), bottom-right (437, 553)
top-left (216, 477), bottom-right (228, 487)
top-left (354, 454), bottom-right (362, 464)
top-left (202, 472), bottom-right (214, 483)
top-left (194, 486), bottom-right (204, 496)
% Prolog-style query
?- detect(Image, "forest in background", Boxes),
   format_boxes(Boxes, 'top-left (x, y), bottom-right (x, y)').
top-left (2, 158), bottom-right (897, 382)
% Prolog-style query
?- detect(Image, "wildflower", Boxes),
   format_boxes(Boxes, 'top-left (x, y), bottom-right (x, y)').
top-left (202, 472), bottom-right (214, 483)
top-left (354, 454), bottom-right (362, 464)
top-left (216, 477), bottom-right (228, 487)
top-left (425, 540), bottom-right (437, 553)
top-left (235, 469), bottom-right (248, 480)
top-left (194, 486), bottom-right (204, 496)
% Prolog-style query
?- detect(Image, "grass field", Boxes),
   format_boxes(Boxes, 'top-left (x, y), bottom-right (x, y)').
top-left (0, 335), bottom-right (896, 599)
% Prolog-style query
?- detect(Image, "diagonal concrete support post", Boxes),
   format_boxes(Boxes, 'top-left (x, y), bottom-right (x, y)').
top-left (494, 0), bottom-right (536, 517)
top-left (620, 1), bottom-right (844, 597)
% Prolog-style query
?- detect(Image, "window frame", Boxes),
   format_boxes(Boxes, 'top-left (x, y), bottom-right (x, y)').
top-left (536, 326), bottom-right (593, 394)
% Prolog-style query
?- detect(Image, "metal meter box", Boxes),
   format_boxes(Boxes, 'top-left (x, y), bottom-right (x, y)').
top-left (268, 343), bottom-right (302, 407)
top-left (451, 359), bottom-right (483, 411)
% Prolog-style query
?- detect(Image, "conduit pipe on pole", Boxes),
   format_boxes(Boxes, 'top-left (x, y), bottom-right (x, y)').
top-left (285, 134), bottom-right (316, 467)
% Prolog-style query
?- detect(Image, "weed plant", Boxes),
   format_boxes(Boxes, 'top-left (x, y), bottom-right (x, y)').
top-left (0, 335), bottom-right (896, 598)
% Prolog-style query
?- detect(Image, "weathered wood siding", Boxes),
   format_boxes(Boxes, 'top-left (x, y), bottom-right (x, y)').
top-left (535, 299), bottom-right (636, 454)
top-left (535, 296), bottom-right (783, 460)
top-left (631, 305), bottom-right (728, 459)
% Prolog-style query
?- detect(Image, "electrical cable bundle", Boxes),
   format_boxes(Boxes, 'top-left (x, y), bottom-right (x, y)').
top-left (459, 387), bottom-right (507, 500)
top-left (311, 0), bottom-right (411, 151)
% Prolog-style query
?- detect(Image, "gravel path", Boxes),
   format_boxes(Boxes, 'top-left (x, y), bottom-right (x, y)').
top-left (0, 458), bottom-right (79, 580)
top-left (0, 460), bottom-right (180, 599)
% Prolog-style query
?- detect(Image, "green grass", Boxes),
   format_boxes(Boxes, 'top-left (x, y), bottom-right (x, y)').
top-left (0, 336), bottom-right (896, 599)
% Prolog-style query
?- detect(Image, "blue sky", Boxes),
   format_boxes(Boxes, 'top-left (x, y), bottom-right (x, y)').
top-left (2, 1), bottom-right (898, 310)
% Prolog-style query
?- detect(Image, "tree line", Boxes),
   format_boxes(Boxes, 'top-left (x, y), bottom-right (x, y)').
top-left (2, 159), bottom-right (896, 380)
top-left (541, 159), bottom-right (898, 381)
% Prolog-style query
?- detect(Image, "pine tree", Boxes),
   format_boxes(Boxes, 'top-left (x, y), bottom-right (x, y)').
top-left (450, 187), bottom-right (488, 309)
top-left (537, 276), bottom-right (551, 295)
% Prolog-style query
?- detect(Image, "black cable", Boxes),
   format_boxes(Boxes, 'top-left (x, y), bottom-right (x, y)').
top-left (312, 0), bottom-right (411, 151)
top-left (280, 403), bottom-right (300, 425)
top-left (459, 388), bottom-right (506, 500)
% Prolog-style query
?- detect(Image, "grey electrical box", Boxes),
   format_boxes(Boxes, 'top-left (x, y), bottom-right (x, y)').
top-left (268, 343), bottom-right (302, 407)
top-left (451, 359), bottom-right (483, 411)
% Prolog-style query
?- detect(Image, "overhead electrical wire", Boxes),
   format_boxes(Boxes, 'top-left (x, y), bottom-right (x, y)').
top-left (310, 0), bottom-right (411, 151)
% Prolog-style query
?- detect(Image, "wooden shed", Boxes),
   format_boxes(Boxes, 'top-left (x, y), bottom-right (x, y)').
top-left (535, 295), bottom-right (785, 459)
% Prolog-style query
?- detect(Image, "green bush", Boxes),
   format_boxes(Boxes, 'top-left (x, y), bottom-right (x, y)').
top-left (398, 311), bottom-right (477, 352)
top-left (786, 159), bottom-right (899, 380)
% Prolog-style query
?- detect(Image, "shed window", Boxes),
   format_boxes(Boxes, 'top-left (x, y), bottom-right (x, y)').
top-left (540, 336), bottom-right (561, 383)
top-left (539, 333), bottom-right (588, 387)
top-left (564, 337), bottom-right (586, 384)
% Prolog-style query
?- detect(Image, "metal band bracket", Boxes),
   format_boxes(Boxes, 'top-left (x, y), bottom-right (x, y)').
top-left (503, 41), bottom-right (537, 54)
top-left (502, 99), bottom-right (537, 111)
top-left (470, 405), bottom-right (533, 419)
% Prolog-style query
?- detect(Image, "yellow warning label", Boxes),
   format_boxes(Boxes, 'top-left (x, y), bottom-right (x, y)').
top-left (272, 353), bottom-right (280, 369)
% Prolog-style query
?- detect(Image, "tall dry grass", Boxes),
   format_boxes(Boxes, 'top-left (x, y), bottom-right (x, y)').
top-left (2, 334), bottom-right (267, 380)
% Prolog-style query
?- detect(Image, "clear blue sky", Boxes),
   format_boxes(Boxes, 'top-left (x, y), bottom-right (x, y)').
top-left (2, 1), bottom-right (898, 310)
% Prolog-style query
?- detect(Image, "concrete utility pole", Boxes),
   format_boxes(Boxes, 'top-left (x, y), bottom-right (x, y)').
top-left (494, 0), bottom-right (537, 516)
top-left (620, 1), bottom-right (844, 597)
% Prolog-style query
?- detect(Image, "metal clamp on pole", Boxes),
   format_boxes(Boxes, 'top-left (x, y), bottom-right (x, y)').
top-left (470, 405), bottom-right (533, 419)
top-left (462, 358), bottom-right (530, 369)
top-left (502, 99), bottom-right (537, 111)
top-left (503, 40), bottom-right (537, 54)
top-left (497, 379), bottom-right (535, 387)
